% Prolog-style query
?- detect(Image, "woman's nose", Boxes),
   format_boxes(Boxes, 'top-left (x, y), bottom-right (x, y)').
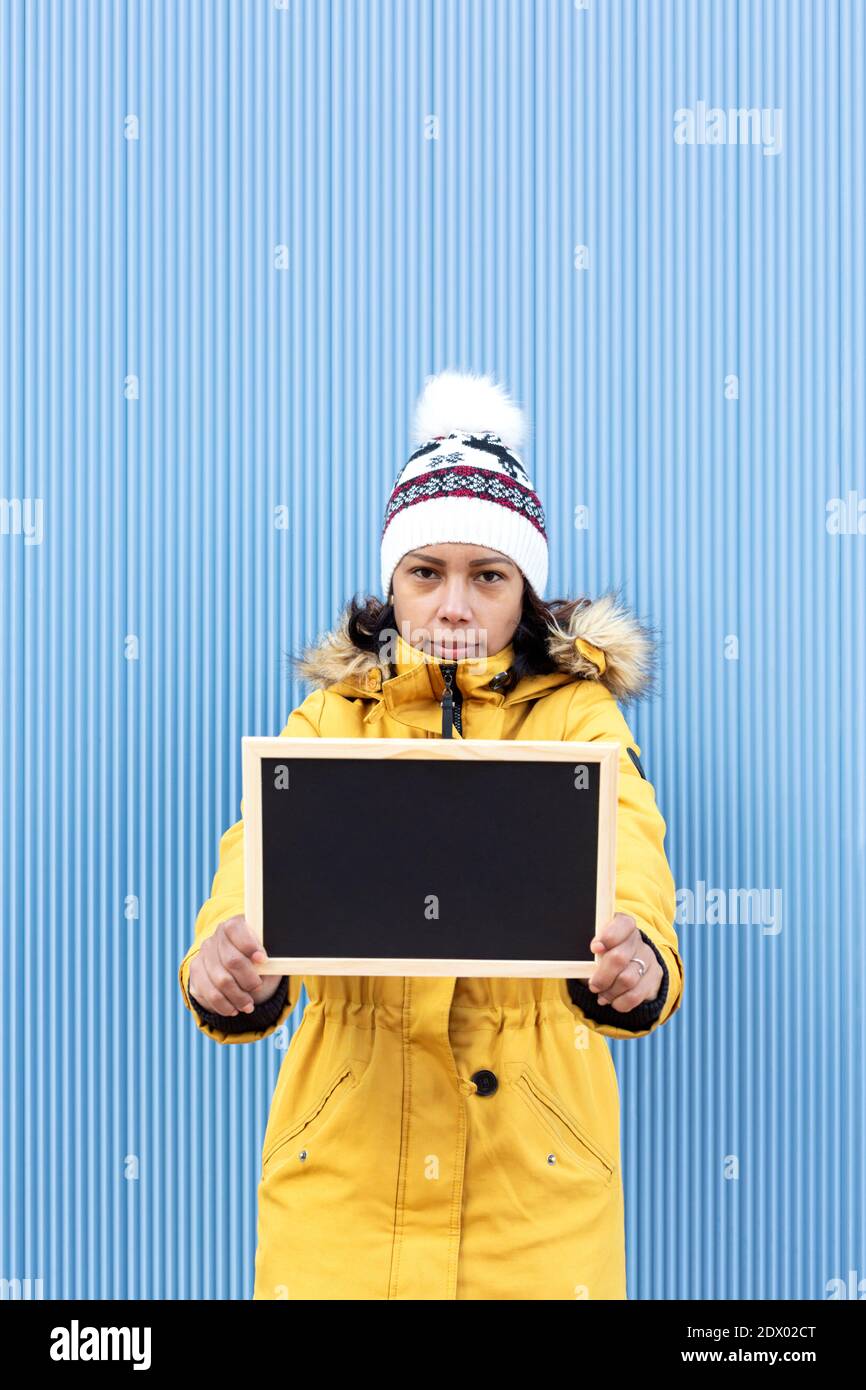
top-left (437, 589), bottom-right (473, 621)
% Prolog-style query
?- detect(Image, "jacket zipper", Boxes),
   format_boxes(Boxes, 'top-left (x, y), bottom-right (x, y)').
top-left (262, 1061), bottom-right (356, 1175)
top-left (515, 1069), bottom-right (615, 1180)
top-left (439, 662), bottom-right (464, 738)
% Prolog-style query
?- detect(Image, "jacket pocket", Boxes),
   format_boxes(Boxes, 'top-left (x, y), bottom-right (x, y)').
top-left (510, 1064), bottom-right (616, 1183)
top-left (261, 1059), bottom-right (358, 1178)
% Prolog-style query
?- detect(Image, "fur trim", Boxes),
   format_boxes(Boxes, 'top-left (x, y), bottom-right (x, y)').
top-left (544, 590), bottom-right (659, 704)
top-left (292, 614), bottom-right (375, 691)
top-left (411, 369), bottom-right (527, 452)
top-left (293, 590), bottom-right (659, 704)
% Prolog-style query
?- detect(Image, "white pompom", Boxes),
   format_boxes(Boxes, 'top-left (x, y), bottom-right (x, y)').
top-left (410, 369), bottom-right (527, 452)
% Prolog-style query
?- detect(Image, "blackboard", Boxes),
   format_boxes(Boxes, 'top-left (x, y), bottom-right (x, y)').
top-left (242, 737), bottom-right (619, 978)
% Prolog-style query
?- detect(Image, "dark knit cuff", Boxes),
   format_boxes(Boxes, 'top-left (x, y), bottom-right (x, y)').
top-left (567, 930), bottom-right (669, 1031)
top-left (189, 975), bottom-right (291, 1033)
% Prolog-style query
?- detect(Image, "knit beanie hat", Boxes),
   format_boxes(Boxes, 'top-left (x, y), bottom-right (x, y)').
top-left (380, 369), bottom-right (548, 601)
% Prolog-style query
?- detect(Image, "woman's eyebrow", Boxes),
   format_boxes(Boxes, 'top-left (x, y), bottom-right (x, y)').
top-left (408, 552), bottom-right (515, 569)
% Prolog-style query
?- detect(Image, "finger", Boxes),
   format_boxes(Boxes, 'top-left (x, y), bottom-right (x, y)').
top-left (201, 936), bottom-right (258, 1012)
top-left (223, 915), bottom-right (269, 965)
top-left (589, 912), bottom-right (637, 956)
top-left (588, 926), bottom-right (644, 995)
top-left (606, 981), bottom-right (653, 1012)
top-left (191, 952), bottom-right (246, 1016)
top-left (597, 953), bottom-right (657, 1006)
top-left (602, 951), bottom-right (663, 1010)
top-left (216, 930), bottom-right (270, 997)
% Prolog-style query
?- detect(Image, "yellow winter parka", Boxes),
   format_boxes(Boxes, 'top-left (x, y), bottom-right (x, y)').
top-left (178, 593), bottom-right (684, 1300)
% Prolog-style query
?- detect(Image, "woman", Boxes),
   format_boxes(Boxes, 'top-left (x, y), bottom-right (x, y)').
top-left (178, 369), bottom-right (684, 1300)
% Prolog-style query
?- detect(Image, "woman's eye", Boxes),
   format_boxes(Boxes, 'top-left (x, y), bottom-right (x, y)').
top-left (409, 567), bottom-right (503, 583)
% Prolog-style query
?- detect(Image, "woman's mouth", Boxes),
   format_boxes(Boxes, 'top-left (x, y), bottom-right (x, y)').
top-left (433, 637), bottom-right (472, 657)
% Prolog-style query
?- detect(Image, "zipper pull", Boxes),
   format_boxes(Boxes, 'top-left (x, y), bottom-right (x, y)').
top-left (441, 666), bottom-right (454, 738)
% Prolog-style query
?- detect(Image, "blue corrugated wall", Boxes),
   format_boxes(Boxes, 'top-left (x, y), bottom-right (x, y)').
top-left (1, 0), bottom-right (863, 1300)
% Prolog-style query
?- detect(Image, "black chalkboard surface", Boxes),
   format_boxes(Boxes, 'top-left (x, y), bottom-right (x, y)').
top-left (242, 737), bottom-right (620, 978)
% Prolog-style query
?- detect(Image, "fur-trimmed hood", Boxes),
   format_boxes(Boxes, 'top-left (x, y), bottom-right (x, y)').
top-left (293, 591), bottom-right (659, 706)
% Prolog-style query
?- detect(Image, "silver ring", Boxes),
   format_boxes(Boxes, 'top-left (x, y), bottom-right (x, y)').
top-left (629, 956), bottom-right (647, 979)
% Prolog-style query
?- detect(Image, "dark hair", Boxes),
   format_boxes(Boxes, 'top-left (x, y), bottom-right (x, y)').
top-left (299, 581), bottom-right (591, 695)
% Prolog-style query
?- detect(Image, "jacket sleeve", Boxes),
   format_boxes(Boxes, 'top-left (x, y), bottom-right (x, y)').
top-left (178, 690), bottom-right (326, 1044)
top-left (188, 972), bottom-right (291, 1035)
top-left (561, 680), bottom-right (684, 1040)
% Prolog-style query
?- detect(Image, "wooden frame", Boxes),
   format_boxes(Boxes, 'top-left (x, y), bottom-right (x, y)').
top-left (242, 736), bottom-right (620, 979)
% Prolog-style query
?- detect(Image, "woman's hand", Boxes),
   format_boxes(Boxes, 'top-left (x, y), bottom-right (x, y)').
top-left (586, 912), bottom-right (663, 1010)
top-left (188, 914), bottom-right (283, 1016)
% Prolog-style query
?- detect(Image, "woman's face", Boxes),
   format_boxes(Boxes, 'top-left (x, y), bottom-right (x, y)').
top-left (391, 543), bottom-right (524, 661)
